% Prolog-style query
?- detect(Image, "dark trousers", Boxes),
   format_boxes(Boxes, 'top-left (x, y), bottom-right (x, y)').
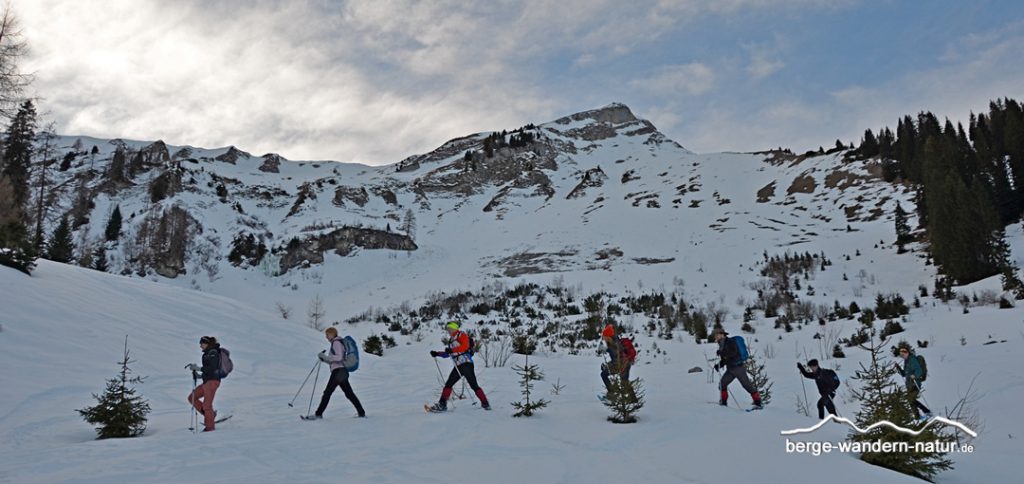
top-left (316, 368), bottom-right (364, 417)
top-left (719, 365), bottom-right (757, 394)
top-left (817, 392), bottom-right (837, 419)
top-left (444, 362), bottom-right (481, 391)
top-left (601, 363), bottom-right (631, 391)
top-left (908, 388), bottom-right (931, 418)
top-left (441, 362), bottom-right (488, 405)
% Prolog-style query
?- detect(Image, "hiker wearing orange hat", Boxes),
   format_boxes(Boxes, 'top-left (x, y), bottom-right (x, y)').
top-left (599, 324), bottom-right (637, 399)
top-left (427, 321), bottom-right (491, 412)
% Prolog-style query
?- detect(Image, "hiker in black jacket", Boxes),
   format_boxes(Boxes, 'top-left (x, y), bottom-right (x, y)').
top-left (713, 328), bottom-right (762, 408)
top-left (797, 359), bottom-right (839, 419)
top-left (186, 336), bottom-right (222, 432)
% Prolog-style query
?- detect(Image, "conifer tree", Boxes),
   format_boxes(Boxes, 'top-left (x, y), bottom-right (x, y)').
top-left (1, 99), bottom-right (36, 209)
top-left (104, 205), bottom-right (122, 241)
top-left (46, 216), bottom-right (73, 263)
top-left (603, 374), bottom-right (644, 423)
top-left (511, 353), bottom-right (549, 417)
top-left (849, 335), bottom-right (953, 481)
top-left (894, 203), bottom-right (910, 253)
top-left (77, 336), bottom-right (151, 439)
top-left (744, 352), bottom-right (773, 405)
top-left (92, 245), bottom-right (108, 272)
top-left (0, 175), bottom-right (35, 274)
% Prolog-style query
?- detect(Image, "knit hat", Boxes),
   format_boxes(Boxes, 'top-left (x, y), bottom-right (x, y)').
top-left (601, 324), bottom-right (615, 338)
top-left (807, 359), bottom-right (819, 367)
top-left (199, 336), bottom-right (213, 345)
top-left (445, 321), bottom-right (461, 331)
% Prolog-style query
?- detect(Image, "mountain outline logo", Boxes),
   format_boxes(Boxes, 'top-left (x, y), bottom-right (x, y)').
top-left (780, 414), bottom-right (977, 438)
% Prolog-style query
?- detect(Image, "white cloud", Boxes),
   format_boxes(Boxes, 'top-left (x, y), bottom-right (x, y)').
top-left (12, 0), bottom-right (881, 163)
top-left (630, 63), bottom-right (716, 96)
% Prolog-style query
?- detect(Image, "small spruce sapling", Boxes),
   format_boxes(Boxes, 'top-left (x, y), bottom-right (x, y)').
top-left (511, 353), bottom-right (549, 417)
top-left (744, 351), bottom-right (773, 405)
top-left (77, 335), bottom-right (151, 439)
top-left (849, 335), bottom-right (953, 480)
top-left (603, 374), bottom-right (645, 423)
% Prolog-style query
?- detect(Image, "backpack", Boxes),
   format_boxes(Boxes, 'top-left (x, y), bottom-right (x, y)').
top-left (731, 336), bottom-right (748, 364)
top-left (620, 337), bottom-right (637, 363)
top-left (342, 336), bottom-right (359, 372)
top-left (916, 354), bottom-right (927, 382)
top-left (823, 368), bottom-right (840, 391)
top-left (218, 348), bottom-right (233, 379)
top-left (466, 333), bottom-right (476, 356)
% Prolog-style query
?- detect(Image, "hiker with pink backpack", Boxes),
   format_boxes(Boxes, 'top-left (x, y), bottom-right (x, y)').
top-left (186, 336), bottom-right (232, 432)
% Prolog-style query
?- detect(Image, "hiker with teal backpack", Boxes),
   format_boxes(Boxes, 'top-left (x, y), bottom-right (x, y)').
top-left (797, 359), bottom-right (839, 419)
top-left (713, 327), bottom-right (762, 409)
top-left (895, 344), bottom-right (931, 420)
top-left (428, 321), bottom-right (491, 412)
top-left (308, 327), bottom-right (365, 419)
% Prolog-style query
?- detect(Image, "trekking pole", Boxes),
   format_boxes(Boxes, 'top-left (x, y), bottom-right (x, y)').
top-left (306, 361), bottom-right (322, 417)
top-left (829, 394), bottom-right (842, 418)
top-left (798, 370), bottom-right (810, 417)
top-left (288, 359), bottom-right (320, 407)
top-left (451, 358), bottom-right (478, 405)
top-left (728, 388), bottom-right (741, 409)
top-left (189, 370), bottom-right (198, 433)
top-left (432, 357), bottom-right (445, 386)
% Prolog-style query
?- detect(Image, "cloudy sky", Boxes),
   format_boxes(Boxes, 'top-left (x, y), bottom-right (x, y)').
top-left (18, 0), bottom-right (1024, 165)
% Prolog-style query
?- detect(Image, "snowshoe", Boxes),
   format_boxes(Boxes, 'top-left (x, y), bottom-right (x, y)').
top-left (425, 402), bottom-right (447, 413)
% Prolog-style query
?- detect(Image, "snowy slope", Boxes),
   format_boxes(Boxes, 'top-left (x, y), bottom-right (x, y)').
top-left (2, 261), bottom-right (1021, 483)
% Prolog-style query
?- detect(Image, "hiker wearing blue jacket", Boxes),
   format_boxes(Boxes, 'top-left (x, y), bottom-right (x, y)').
top-left (713, 328), bottom-right (762, 408)
top-left (311, 327), bottom-right (365, 419)
top-left (895, 345), bottom-right (931, 420)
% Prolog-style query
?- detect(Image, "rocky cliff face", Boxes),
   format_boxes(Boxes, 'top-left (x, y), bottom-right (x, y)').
top-left (41, 103), bottom-right (719, 285)
top-left (279, 227), bottom-right (418, 272)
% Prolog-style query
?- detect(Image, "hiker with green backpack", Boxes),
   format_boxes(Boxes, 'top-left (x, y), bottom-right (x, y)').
top-left (309, 327), bottom-right (365, 419)
top-left (713, 328), bottom-right (762, 409)
top-left (895, 344), bottom-right (931, 420)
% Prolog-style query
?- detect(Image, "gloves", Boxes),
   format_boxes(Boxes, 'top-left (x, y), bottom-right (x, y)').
top-left (430, 351), bottom-right (439, 357)
top-left (318, 352), bottom-right (330, 362)
top-left (797, 363), bottom-right (804, 371)
top-left (187, 363), bottom-right (201, 372)
top-left (713, 363), bottom-right (721, 371)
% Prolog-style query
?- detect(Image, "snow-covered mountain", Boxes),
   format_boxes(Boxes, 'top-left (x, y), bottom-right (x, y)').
top-left (43, 103), bottom-right (928, 321)
top-left (6, 102), bottom-right (1024, 482)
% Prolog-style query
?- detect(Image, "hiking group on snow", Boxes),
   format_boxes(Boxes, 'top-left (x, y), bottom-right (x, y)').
top-left (183, 320), bottom-right (936, 431)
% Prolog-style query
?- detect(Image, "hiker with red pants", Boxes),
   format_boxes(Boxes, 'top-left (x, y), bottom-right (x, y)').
top-left (187, 336), bottom-right (222, 432)
top-left (599, 324), bottom-right (634, 398)
top-left (713, 328), bottom-right (762, 409)
top-left (309, 327), bottom-right (365, 419)
top-left (428, 321), bottom-right (490, 412)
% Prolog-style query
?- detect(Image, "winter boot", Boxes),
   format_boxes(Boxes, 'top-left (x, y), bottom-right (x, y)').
top-left (429, 401), bottom-right (447, 412)
top-left (475, 388), bottom-right (491, 410)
